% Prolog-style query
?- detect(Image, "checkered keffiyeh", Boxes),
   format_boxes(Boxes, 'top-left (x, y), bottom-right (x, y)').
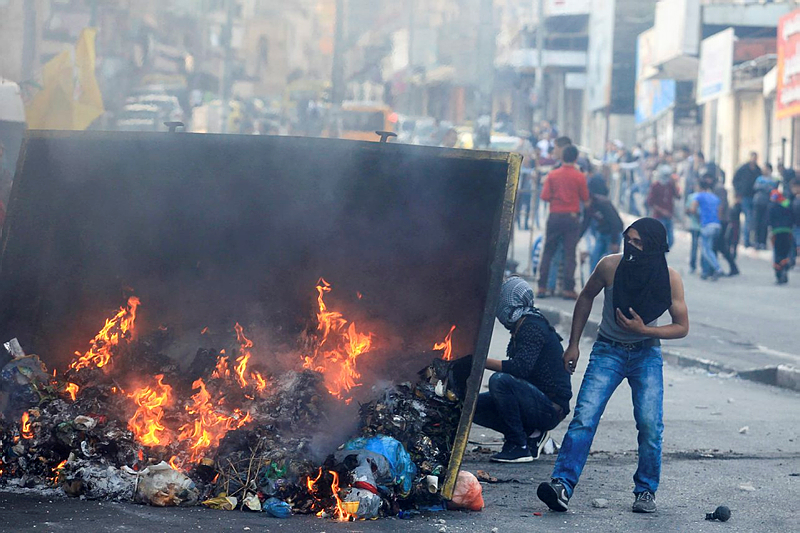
top-left (496, 277), bottom-right (545, 330)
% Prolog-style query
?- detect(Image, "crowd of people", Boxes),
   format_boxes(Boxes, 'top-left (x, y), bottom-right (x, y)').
top-left (519, 130), bottom-right (800, 290)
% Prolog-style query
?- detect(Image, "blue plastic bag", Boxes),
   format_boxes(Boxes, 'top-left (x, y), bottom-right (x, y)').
top-left (263, 497), bottom-right (292, 518)
top-left (342, 435), bottom-right (417, 496)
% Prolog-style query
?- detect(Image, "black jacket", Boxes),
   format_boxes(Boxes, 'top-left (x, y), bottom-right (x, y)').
top-left (501, 315), bottom-right (572, 413)
top-left (733, 163), bottom-right (760, 198)
top-left (581, 195), bottom-right (623, 237)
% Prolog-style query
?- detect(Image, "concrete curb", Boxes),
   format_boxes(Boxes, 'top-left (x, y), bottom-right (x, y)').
top-left (538, 304), bottom-right (800, 393)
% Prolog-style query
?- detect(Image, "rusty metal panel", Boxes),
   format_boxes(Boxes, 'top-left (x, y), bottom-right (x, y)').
top-left (0, 130), bottom-right (519, 499)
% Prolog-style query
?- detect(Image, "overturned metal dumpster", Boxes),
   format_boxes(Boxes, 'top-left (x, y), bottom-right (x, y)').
top-left (0, 130), bottom-right (519, 512)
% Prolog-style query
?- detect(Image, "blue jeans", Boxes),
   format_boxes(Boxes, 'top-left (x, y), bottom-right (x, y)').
top-left (741, 197), bottom-right (754, 247)
top-left (657, 218), bottom-right (674, 249)
top-left (473, 373), bottom-right (562, 447)
top-left (700, 223), bottom-right (722, 276)
top-left (552, 341), bottom-right (664, 497)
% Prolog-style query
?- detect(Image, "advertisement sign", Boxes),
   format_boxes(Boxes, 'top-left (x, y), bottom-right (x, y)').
top-left (546, 0), bottom-right (591, 16)
top-left (636, 29), bottom-right (676, 124)
top-left (696, 28), bottom-right (735, 105)
top-left (653, 0), bottom-right (701, 70)
top-left (586, 0), bottom-right (616, 111)
top-left (777, 8), bottom-right (800, 119)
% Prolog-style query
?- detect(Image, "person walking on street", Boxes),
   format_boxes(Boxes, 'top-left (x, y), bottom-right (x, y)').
top-left (778, 160), bottom-right (796, 201)
top-left (473, 278), bottom-right (573, 462)
top-left (582, 176), bottom-right (623, 272)
top-left (537, 218), bottom-right (689, 514)
top-left (537, 145), bottom-right (589, 300)
top-left (686, 190), bottom-right (702, 273)
top-left (753, 163), bottom-right (779, 250)
top-left (689, 180), bottom-right (724, 280)
top-left (768, 189), bottom-right (794, 285)
top-left (708, 174), bottom-right (739, 276)
top-left (733, 152), bottom-right (761, 248)
top-left (646, 165), bottom-right (680, 248)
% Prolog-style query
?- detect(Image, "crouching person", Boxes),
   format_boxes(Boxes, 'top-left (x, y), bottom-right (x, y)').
top-left (473, 277), bottom-right (573, 463)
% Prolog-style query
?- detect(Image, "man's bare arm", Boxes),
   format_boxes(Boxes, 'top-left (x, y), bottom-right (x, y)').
top-left (563, 256), bottom-right (613, 373)
top-left (615, 269), bottom-right (689, 340)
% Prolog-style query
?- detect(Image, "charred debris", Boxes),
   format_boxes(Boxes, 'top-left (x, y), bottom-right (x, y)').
top-left (0, 279), bottom-right (469, 521)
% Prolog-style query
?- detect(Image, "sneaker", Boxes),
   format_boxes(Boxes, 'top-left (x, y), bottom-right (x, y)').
top-left (537, 479), bottom-right (570, 512)
top-left (536, 288), bottom-right (549, 299)
top-left (632, 491), bottom-right (657, 513)
top-left (527, 430), bottom-right (550, 459)
top-left (490, 444), bottom-right (533, 463)
top-left (561, 290), bottom-right (579, 300)
top-left (728, 268), bottom-right (740, 277)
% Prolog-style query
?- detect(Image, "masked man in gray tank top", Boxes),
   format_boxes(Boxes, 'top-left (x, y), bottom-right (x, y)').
top-left (537, 218), bottom-right (689, 514)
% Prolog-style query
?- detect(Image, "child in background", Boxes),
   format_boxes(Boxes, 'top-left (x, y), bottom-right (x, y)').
top-left (768, 189), bottom-right (794, 285)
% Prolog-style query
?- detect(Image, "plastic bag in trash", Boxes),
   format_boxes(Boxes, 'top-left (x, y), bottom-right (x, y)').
top-left (263, 497), bottom-right (292, 518)
top-left (448, 471), bottom-right (484, 511)
top-left (202, 495), bottom-right (237, 510)
top-left (342, 435), bottom-right (417, 496)
top-left (0, 354), bottom-right (51, 413)
top-left (342, 487), bottom-right (382, 520)
top-left (243, 492), bottom-right (262, 511)
top-left (134, 461), bottom-right (199, 507)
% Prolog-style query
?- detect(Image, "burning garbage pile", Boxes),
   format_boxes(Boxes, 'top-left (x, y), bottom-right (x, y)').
top-left (0, 278), bottom-right (472, 520)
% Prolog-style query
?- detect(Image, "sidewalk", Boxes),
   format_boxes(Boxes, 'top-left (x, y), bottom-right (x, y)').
top-left (508, 218), bottom-right (800, 391)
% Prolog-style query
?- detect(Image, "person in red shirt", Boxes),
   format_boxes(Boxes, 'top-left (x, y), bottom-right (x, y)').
top-left (537, 145), bottom-right (589, 299)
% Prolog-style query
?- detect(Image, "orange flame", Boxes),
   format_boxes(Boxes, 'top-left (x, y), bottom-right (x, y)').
top-left (233, 323), bottom-right (252, 388)
top-left (51, 459), bottom-right (67, 485)
top-left (178, 378), bottom-right (251, 465)
top-left (211, 355), bottom-right (230, 380)
top-left (168, 456), bottom-right (180, 470)
top-left (330, 470), bottom-right (352, 521)
top-left (433, 325), bottom-right (457, 361)
top-left (20, 411), bottom-right (33, 439)
top-left (306, 467), bottom-right (323, 494)
top-left (69, 296), bottom-right (140, 372)
top-left (128, 374), bottom-right (172, 447)
top-left (252, 371), bottom-right (268, 393)
top-left (65, 382), bottom-right (80, 401)
top-left (301, 279), bottom-right (374, 400)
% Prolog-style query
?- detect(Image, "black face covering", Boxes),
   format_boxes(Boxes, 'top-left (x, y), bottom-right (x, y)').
top-left (613, 218), bottom-right (672, 324)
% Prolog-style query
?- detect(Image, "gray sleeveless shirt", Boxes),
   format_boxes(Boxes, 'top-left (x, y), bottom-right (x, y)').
top-left (597, 285), bottom-right (658, 343)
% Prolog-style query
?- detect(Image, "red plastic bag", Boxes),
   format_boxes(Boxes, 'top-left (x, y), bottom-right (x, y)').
top-left (448, 471), bottom-right (484, 511)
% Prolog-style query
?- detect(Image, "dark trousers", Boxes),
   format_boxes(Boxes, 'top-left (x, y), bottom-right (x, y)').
top-left (689, 229), bottom-right (700, 271)
top-left (715, 222), bottom-right (738, 274)
top-left (539, 212), bottom-right (580, 291)
top-left (754, 202), bottom-right (769, 247)
top-left (516, 193), bottom-right (531, 229)
top-left (473, 372), bottom-right (562, 446)
top-left (774, 233), bottom-right (793, 282)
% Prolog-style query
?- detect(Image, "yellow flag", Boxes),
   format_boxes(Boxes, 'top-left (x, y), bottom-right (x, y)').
top-left (26, 28), bottom-right (105, 130)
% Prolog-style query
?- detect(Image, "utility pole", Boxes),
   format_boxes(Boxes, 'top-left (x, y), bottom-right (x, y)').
top-left (21, 0), bottom-right (37, 81)
top-left (220, 0), bottom-right (235, 133)
top-left (477, 0), bottom-right (495, 126)
top-left (330, 0), bottom-right (347, 137)
top-left (533, 0), bottom-right (546, 126)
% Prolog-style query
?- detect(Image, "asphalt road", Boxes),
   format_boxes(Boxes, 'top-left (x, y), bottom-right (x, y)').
top-left (2, 321), bottom-right (799, 532)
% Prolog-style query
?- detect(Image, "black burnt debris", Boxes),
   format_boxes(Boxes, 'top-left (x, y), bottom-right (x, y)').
top-left (0, 285), bottom-right (466, 521)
